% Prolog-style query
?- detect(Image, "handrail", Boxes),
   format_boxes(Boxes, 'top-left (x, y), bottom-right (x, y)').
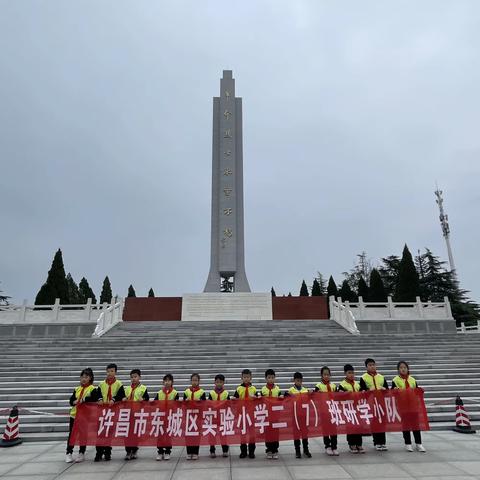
top-left (329, 296), bottom-right (360, 335)
top-left (92, 299), bottom-right (124, 338)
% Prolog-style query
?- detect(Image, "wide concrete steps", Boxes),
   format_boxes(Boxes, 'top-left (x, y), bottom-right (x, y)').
top-left (1, 320), bottom-right (479, 442)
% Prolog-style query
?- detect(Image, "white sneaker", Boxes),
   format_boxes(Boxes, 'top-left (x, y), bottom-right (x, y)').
top-left (325, 447), bottom-right (334, 456)
top-left (186, 454), bottom-right (193, 460)
top-left (164, 453), bottom-right (171, 460)
top-left (375, 445), bottom-right (383, 451)
top-left (405, 444), bottom-right (414, 452)
top-left (156, 453), bottom-right (163, 461)
top-left (332, 449), bottom-right (339, 456)
top-left (416, 444), bottom-right (426, 453)
top-left (266, 452), bottom-right (273, 459)
top-left (272, 453), bottom-right (279, 460)
top-left (222, 452), bottom-right (229, 458)
top-left (65, 453), bottom-right (73, 463)
top-left (381, 445), bottom-right (388, 451)
top-left (192, 454), bottom-right (199, 460)
top-left (75, 453), bottom-right (85, 463)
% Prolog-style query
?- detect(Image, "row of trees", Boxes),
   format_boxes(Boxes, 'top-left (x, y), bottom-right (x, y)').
top-left (34, 249), bottom-right (155, 305)
top-left (272, 245), bottom-right (480, 324)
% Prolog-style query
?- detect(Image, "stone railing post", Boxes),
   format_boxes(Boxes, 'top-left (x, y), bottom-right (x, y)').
top-left (416, 297), bottom-right (424, 318)
top-left (53, 298), bottom-right (60, 321)
top-left (358, 296), bottom-right (366, 320)
top-left (19, 299), bottom-right (27, 323)
top-left (387, 296), bottom-right (394, 318)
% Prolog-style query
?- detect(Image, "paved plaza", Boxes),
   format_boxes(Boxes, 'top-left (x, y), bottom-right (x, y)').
top-left (1, 432), bottom-right (480, 480)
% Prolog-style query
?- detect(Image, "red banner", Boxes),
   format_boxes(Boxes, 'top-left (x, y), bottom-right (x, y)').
top-left (71, 389), bottom-right (429, 446)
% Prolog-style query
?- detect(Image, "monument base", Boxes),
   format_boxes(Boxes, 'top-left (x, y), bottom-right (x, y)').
top-left (181, 293), bottom-right (272, 321)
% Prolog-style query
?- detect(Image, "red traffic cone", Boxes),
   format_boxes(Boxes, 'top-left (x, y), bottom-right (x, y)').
top-left (0, 406), bottom-right (22, 447)
top-left (453, 396), bottom-right (476, 434)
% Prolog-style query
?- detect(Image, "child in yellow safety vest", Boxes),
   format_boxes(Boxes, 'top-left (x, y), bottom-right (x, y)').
top-left (234, 368), bottom-right (257, 458)
top-left (359, 358), bottom-right (389, 451)
top-left (337, 364), bottom-right (365, 454)
top-left (91, 363), bottom-right (125, 462)
top-left (391, 361), bottom-right (426, 453)
top-left (65, 368), bottom-right (96, 464)
top-left (315, 366), bottom-right (339, 456)
top-left (285, 371), bottom-right (311, 458)
top-left (155, 373), bottom-right (179, 461)
top-left (209, 374), bottom-right (230, 458)
top-left (184, 373), bottom-right (206, 460)
top-left (261, 369), bottom-right (283, 459)
top-left (122, 369), bottom-right (149, 461)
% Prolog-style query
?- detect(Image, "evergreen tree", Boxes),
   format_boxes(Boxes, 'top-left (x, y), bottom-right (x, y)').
top-left (311, 278), bottom-right (321, 296)
top-left (394, 244), bottom-right (421, 302)
top-left (271, 287), bottom-right (276, 297)
top-left (66, 273), bottom-right (81, 304)
top-left (127, 285), bottom-right (136, 298)
top-left (78, 277), bottom-right (97, 304)
top-left (314, 272), bottom-right (327, 295)
top-left (35, 249), bottom-right (69, 305)
top-left (378, 255), bottom-right (401, 296)
top-left (100, 276), bottom-right (113, 304)
top-left (342, 252), bottom-right (373, 290)
top-left (0, 282), bottom-right (11, 305)
top-left (357, 276), bottom-right (369, 301)
top-left (288, 292), bottom-right (292, 297)
top-left (369, 268), bottom-right (387, 302)
top-left (339, 279), bottom-right (358, 302)
top-left (299, 280), bottom-right (309, 296)
top-left (148, 288), bottom-right (155, 297)
top-left (326, 276), bottom-right (338, 299)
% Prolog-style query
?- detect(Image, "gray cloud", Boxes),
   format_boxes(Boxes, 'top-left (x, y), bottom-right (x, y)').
top-left (1, 0), bottom-right (478, 302)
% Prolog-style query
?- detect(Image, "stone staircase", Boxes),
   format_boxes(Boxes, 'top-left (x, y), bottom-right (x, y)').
top-left (0, 319), bottom-right (479, 442)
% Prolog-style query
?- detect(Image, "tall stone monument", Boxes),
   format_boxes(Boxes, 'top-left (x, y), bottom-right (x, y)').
top-left (204, 70), bottom-right (251, 293)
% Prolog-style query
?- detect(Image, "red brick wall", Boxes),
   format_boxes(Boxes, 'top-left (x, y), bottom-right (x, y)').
top-left (123, 297), bottom-right (182, 321)
top-left (272, 296), bottom-right (329, 320)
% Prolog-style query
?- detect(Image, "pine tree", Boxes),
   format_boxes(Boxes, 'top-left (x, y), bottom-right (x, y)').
top-left (78, 277), bottom-right (97, 304)
top-left (0, 282), bottom-right (10, 305)
top-left (369, 268), bottom-right (387, 302)
top-left (314, 272), bottom-right (327, 295)
top-left (394, 244), bottom-right (421, 302)
top-left (148, 288), bottom-right (155, 297)
top-left (35, 249), bottom-right (69, 305)
top-left (127, 285), bottom-right (136, 298)
top-left (311, 279), bottom-right (321, 296)
top-left (100, 276), bottom-right (113, 304)
top-left (66, 273), bottom-right (81, 304)
top-left (271, 287), bottom-right (276, 297)
top-left (327, 276), bottom-right (338, 299)
top-left (299, 280), bottom-right (309, 296)
top-left (339, 279), bottom-right (358, 302)
top-left (357, 276), bottom-right (369, 301)
top-left (288, 292), bottom-right (292, 297)
top-left (342, 252), bottom-right (373, 291)
top-left (378, 255), bottom-right (401, 296)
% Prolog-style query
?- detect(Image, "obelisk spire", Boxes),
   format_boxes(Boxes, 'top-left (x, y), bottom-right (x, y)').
top-left (204, 71), bottom-right (251, 292)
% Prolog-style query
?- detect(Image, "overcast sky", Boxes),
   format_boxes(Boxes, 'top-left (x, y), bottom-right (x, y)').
top-left (1, 1), bottom-right (479, 303)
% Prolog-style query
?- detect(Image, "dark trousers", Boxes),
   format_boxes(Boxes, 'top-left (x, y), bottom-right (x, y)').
top-left (265, 441), bottom-right (279, 454)
top-left (186, 445), bottom-right (200, 455)
top-left (294, 438), bottom-right (309, 452)
top-left (157, 445), bottom-right (172, 454)
top-left (403, 430), bottom-right (422, 445)
top-left (125, 446), bottom-right (139, 454)
top-left (210, 445), bottom-right (229, 453)
top-left (240, 443), bottom-right (256, 455)
top-left (323, 435), bottom-right (337, 449)
top-left (96, 446), bottom-right (112, 457)
top-left (66, 417), bottom-right (86, 455)
top-left (346, 434), bottom-right (363, 447)
top-left (372, 432), bottom-right (386, 445)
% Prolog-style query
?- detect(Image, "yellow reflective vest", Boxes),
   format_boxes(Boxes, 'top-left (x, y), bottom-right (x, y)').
top-left (361, 372), bottom-right (385, 391)
top-left (339, 379), bottom-right (360, 392)
top-left (315, 382), bottom-right (336, 393)
top-left (209, 389), bottom-right (229, 401)
top-left (70, 384), bottom-right (96, 418)
top-left (287, 386), bottom-right (309, 395)
top-left (157, 388), bottom-right (178, 401)
top-left (98, 379), bottom-right (123, 402)
top-left (184, 387), bottom-right (205, 400)
top-left (236, 384), bottom-right (257, 399)
top-left (124, 384), bottom-right (147, 401)
top-left (392, 375), bottom-right (417, 389)
top-left (261, 384), bottom-right (282, 397)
